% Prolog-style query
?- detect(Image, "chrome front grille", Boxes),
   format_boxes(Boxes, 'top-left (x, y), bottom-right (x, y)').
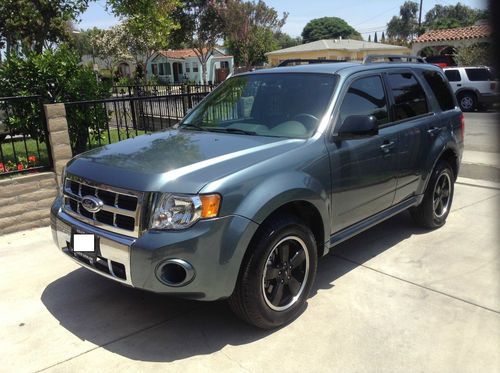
top-left (62, 174), bottom-right (143, 237)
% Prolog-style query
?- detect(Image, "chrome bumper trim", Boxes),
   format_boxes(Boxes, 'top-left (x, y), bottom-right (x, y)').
top-left (53, 209), bottom-right (135, 286)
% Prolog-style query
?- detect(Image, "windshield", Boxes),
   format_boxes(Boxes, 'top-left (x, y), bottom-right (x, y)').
top-left (181, 73), bottom-right (337, 138)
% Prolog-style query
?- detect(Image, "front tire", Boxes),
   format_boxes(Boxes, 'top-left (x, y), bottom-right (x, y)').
top-left (228, 215), bottom-right (317, 329)
top-left (410, 160), bottom-right (455, 229)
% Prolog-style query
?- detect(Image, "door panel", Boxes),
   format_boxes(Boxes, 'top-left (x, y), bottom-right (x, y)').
top-left (327, 74), bottom-right (398, 233)
top-left (329, 127), bottom-right (399, 232)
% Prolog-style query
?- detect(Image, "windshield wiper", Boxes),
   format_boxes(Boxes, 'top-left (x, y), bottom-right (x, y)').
top-left (181, 123), bottom-right (204, 130)
top-left (211, 128), bottom-right (257, 136)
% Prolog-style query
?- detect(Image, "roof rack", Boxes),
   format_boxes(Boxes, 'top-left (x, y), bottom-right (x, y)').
top-left (277, 59), bottom-right (347, 67)
top-left (363, 55), bottom-right (426, 64)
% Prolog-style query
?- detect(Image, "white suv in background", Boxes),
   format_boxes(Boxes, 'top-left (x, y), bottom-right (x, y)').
top-left (443, 66), bottom-right (498, 112)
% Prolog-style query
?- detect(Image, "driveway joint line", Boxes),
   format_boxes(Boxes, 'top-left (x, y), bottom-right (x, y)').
top-left (34, 305), bottom-right (207, 373)
top-left (333, 254), bottom-right (500, 315)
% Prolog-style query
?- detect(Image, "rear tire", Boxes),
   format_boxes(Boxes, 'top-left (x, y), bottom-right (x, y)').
top-left (458, 91), bottom-right (477, 112)
top-left (228, 214), bottom-right (317, 329)
top-left (410, 161), bottom-right (454, 229)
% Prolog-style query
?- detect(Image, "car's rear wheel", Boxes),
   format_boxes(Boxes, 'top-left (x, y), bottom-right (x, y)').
top-left (458, 91), bottom-right (476, 112)
top-left (410, 160), bottom-right (454, 229)
top-left (228, 215), bottom-right (317, 329)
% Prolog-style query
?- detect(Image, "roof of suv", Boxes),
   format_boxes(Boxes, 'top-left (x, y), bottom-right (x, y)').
top-left (242, 61), bottom-right (442, 76)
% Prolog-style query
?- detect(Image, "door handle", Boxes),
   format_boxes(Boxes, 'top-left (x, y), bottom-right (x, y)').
top-left (380, 141), bottom-right (395, 154)
top-left (427, 127), bottom-right (442, 136)
top-left (457, 84), bottom-right (462, 87)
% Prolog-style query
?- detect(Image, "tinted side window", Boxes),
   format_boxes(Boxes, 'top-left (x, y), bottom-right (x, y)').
top-left (444, 70), bottom-right (461, 82)
top-left (387, 73), bottom-right (428, 121)
top-left (423, 71), bottom-right (455, 111)
top-left (338, 76), bottom-right (388, 127)
top-left (465, 68), bottom-right (492, 81)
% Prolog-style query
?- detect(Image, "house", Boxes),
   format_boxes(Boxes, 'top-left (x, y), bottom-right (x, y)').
top-left (80, 55), bottom-right (137, 78)
top-left (147, 48), bottom-right (234, 84)
top-left (265, 39), bottom-right (411, 66)
top-left (412, 23), bottom-right (491, 63)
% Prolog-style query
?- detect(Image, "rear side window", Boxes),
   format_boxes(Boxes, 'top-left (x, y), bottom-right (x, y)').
top-left (423, 71), bottom-right (455, 111)
top-left (444, 70), bottom-right (461, 82)
top-left (465, 68), bottom-right (492, 81)
top-left (338, 76), bottom-right (389, 126)
top-left (387, 73), bottom-right (428, 121)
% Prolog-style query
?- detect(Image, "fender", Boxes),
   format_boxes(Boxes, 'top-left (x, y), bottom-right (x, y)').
top-left (455, 87), bottom-right (480, 98)
top-left (220, 170), bottom-right (331, 247)
top-left (418, 136), bottom-right (461, 195)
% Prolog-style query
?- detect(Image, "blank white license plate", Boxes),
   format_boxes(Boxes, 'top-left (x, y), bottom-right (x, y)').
top-left (73, 234), bottom-right (95, 252)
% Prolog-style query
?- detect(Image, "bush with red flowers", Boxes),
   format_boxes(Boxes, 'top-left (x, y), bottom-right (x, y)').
top-left (0, 155), bottom-right (38, 174)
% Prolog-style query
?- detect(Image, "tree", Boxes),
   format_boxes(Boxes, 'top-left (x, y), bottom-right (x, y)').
top-left (90, 26), bottom-right (126, 74)
top-left (454, 42), bottom-right (492, 66)
top-left (368, 35), bottom-right (371, 42)
top-left (106, 0), bottom-right (180, 77)
top-left (381, 31), bottom-right (386, 43)
top-left (424, 3), bottom-right (489, 30)
top-left (171, 1), bottom-right (225, 84)
top-left (272, 32), bottom-right (301, 49)
top-left (386, 1), bottom-right (419, 43)
top-left (374, 32), bottom-right (378, 43)
top-left (0, 0), bottom-right (91, 56)
top-left (219, 0), bottom-right (288, 69)
top-left (301, 17), bottom-right (361, 44)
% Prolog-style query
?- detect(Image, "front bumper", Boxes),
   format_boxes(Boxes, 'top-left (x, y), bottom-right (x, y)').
top-left (50, 196), bottom-right (259, 300)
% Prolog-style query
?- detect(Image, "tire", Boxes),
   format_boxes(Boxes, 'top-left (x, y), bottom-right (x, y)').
top-left (410, 160), bottom-right (455, 229)
top-left (458, 91), bottom-right (477, 112)
top-left (228, 214), bottom-right (318, 329)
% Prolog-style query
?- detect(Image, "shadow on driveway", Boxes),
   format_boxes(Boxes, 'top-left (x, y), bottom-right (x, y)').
top-left (41, 211), bottom-right (427, 362)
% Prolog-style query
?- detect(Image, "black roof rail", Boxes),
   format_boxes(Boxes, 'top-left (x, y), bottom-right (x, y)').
top-left (363, 54), bottom-right (426, 64)
top-left (277, 59), bottom-right (347, 67)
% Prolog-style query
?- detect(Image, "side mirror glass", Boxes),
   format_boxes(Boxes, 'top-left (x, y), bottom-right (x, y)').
top-left (334, 115), bottom-right (378, 140)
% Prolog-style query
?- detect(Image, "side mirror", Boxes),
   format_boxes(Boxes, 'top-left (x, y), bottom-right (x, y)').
top-left (334, 115), bottom-right (378, 140)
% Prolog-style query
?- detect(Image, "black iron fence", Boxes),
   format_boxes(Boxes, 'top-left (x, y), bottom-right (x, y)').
top-left (0, 95), bottom-right (53, 177)
top-left (111, 84), bottom-right (215, 98)
top-left (65, 90), bottom-right (210, 156)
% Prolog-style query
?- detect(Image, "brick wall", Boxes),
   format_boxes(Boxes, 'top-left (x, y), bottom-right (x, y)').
top-left (0, 172), bottom-right (58, 235)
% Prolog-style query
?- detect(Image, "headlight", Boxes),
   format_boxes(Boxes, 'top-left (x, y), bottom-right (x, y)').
top-left (150, 194), bottom-right (221, 230)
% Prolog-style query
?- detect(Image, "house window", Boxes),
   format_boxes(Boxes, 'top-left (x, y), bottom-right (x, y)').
top-left (178, 64), bottom-right (183, 74)
top-left (159, 63), bottom-right (164, 75)
top-left (165, 63), bottom-right (171, 75)
top-left (220, 61), bottom-right (229, 69)
top-left (151, 64), bottom-right (158, 75)
top-left (193, 62), bottom-right (199, 72)
top-left (186, 63), bottom-right (191, 73)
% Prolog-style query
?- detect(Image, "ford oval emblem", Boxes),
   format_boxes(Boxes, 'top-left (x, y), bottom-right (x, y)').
top-left (81, 195), bottom-right (104, 213)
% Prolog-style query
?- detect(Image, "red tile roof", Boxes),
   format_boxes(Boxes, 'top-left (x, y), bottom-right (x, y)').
top-left (415, 24), bottom-right (491, 43)
top-left (157, 49), bottom-right (202, 59)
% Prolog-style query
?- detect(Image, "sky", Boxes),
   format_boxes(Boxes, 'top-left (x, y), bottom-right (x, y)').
top-left (78, 0), bottom-right (488, 39)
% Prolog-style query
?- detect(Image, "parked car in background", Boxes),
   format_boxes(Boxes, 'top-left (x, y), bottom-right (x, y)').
top-left (443, 66), bottom-right (499, 112)
top-left (51, 57), bottom-right (464, 329)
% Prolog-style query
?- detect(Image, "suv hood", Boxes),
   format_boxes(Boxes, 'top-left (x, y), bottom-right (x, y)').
top-left (66, 129), bottom-right (305, 193)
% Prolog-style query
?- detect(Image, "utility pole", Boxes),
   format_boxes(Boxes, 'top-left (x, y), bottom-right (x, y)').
top-left (418, 0), bottom-right (423, 28)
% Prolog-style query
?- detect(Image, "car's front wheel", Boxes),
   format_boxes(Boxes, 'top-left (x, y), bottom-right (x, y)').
top-left (228, 215), bottom-right (317, 329)
top-left (458, 91), bottom-right (477, 112)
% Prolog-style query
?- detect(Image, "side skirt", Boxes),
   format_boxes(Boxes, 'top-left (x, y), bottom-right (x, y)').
top-left (328, 195), bottom-right (423, 249)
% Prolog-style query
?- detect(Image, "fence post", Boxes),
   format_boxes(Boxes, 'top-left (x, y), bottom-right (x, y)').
top-left (43, 103), bottom-right (72, 186)
top-left (181, 84), bottom-right (189, 115)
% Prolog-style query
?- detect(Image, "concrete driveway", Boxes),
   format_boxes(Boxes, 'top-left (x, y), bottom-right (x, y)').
top-left (1, 181), bottom-right (499, 373)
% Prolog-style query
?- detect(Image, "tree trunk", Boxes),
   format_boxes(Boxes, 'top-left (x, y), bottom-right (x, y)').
top-left (202, 62), bottom-right (207, 85)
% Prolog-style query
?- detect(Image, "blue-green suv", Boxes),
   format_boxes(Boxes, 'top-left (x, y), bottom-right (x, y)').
top-left (51, 58), bottom-right (464, 328)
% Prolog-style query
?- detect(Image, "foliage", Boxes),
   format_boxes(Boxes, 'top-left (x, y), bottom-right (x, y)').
top-left (0, 46), bottom-right (111, 151)
top-left (424, 3), bottom-right (489, 30)
top-left (106, 0), bottom-right (180, 70)
top-left (219, 0), bottom-right (287, 68)
top-left (172, 0), bottom-right (225, 84)
top-left (68, 27), bottom-right (96, 57)
top-left (0, 0), bottom-right (90, 56)
top-left (301, 17), bottom-right (361, 44)
top-left (90, 26), bottom-right (127, 72)
top-left (272, 32), bottom-right (301, 49)
top-left (454, 43), bottom-right (492, 66)
top-left (386, 1), bottom-right (419, 43)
